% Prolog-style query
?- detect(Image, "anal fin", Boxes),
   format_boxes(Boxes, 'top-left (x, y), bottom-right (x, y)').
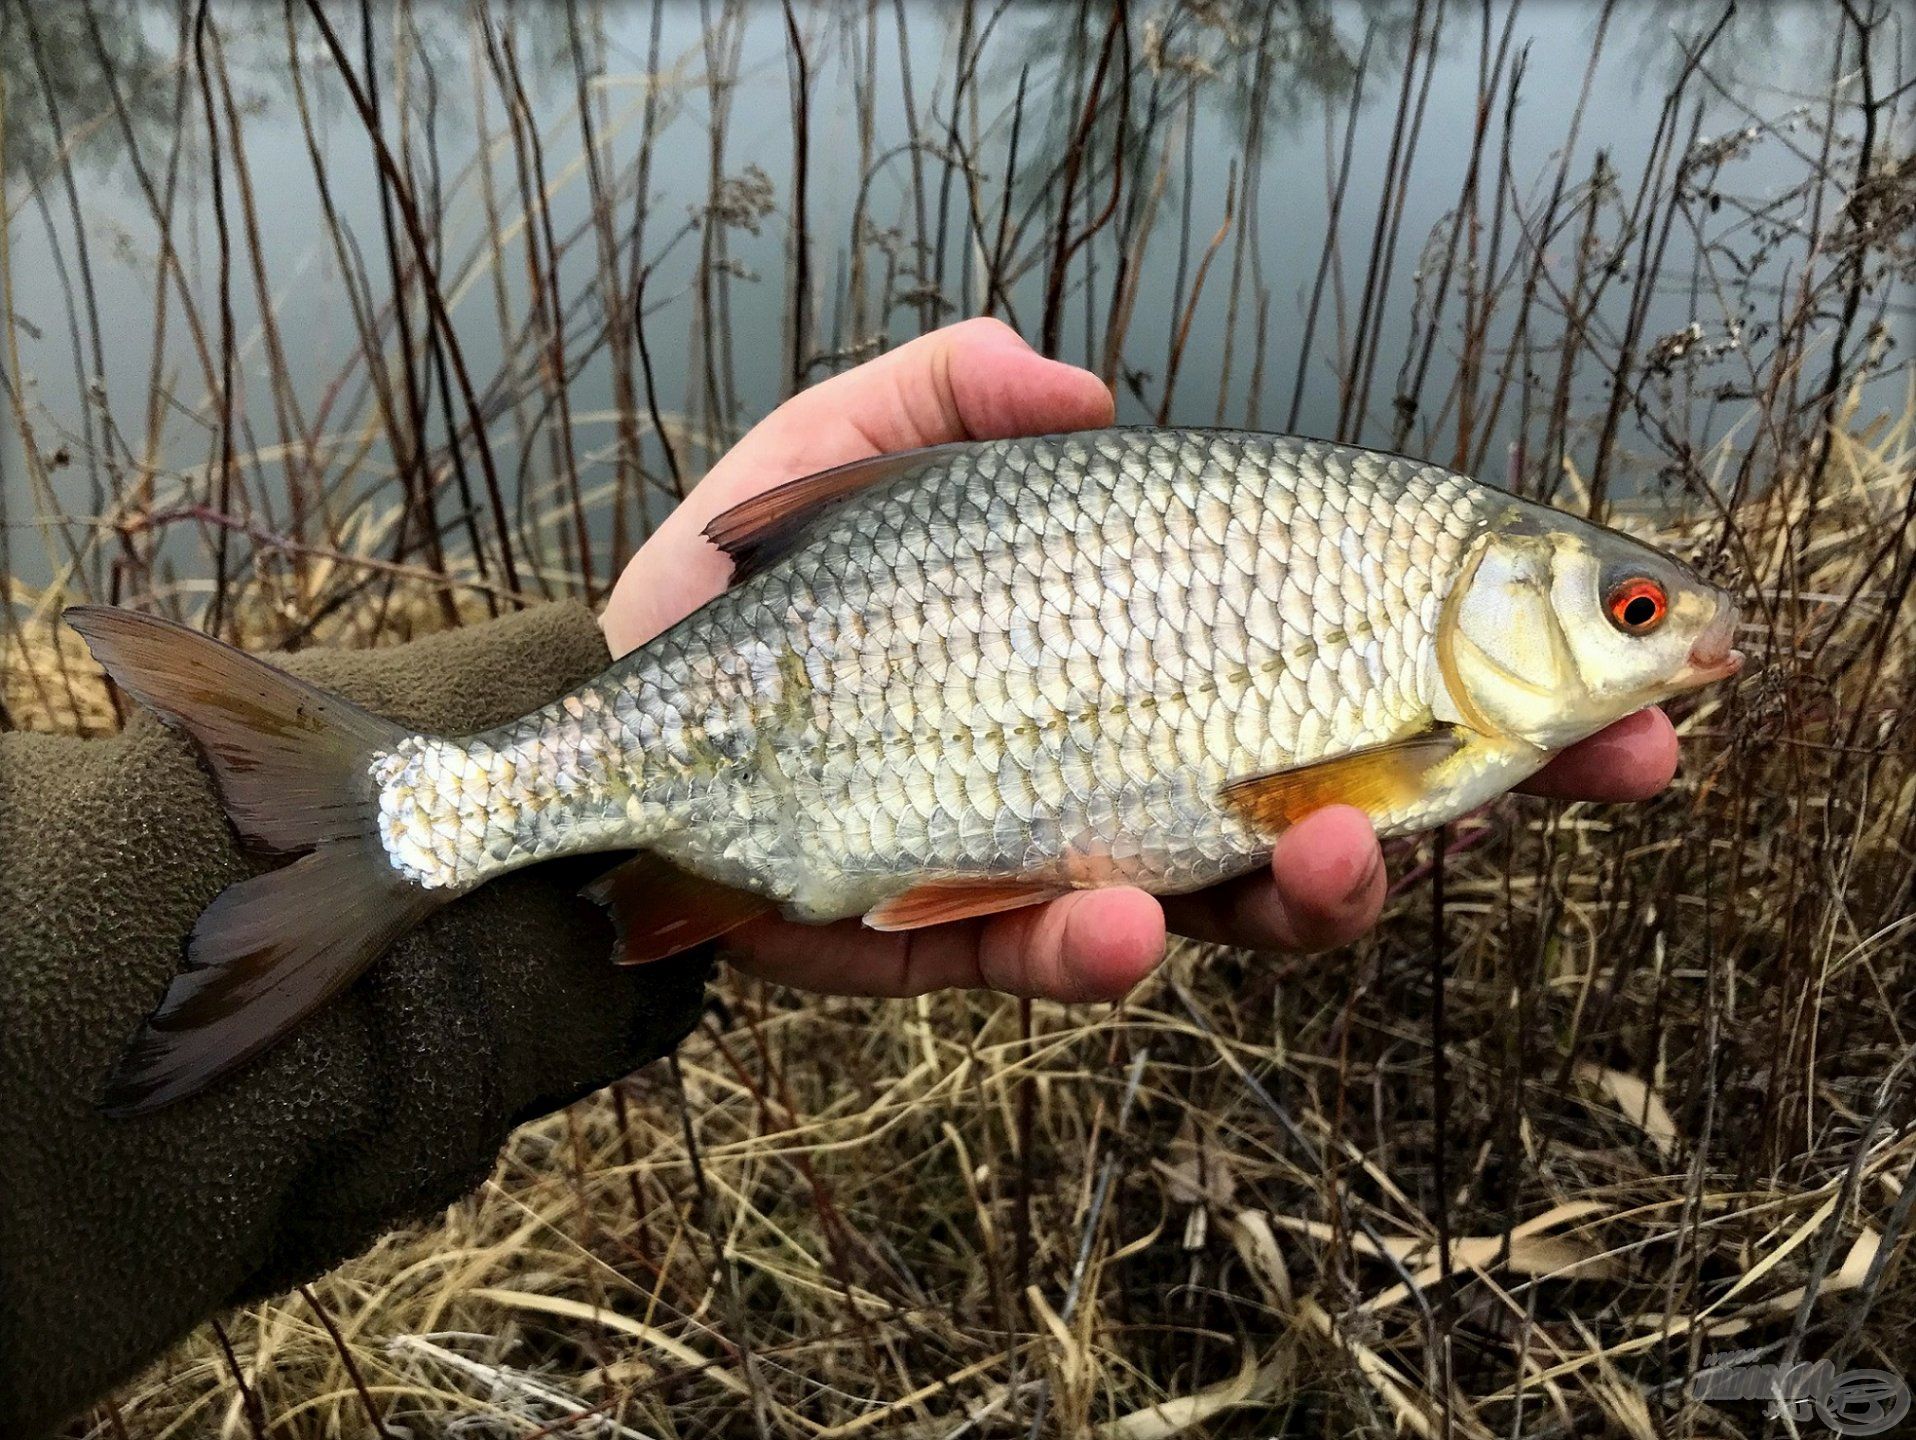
top-left (1219, 725), bottom-right (1468, 833)
top-left (584, 854), bottom-right (771, 965)
top-left (864, 878), bottom-right (1066, 932)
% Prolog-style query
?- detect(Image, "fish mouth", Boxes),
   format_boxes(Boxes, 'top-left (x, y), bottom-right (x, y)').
top-left (1680, 597), bottom-right (1744, 685)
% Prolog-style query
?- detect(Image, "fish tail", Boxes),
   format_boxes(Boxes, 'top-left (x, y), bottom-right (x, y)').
top-left (66, 606), bottom-right (442, 1116)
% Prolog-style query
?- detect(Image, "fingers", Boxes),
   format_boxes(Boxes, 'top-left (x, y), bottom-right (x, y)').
top-left (604, 319), bottom-right (1113, 654)
top-left (729, 808), bottom-right (1387, 1001)
top-left (1521, 707), bottom-right (1678, 801)
top-left (1161, 805), bottom-right (1385, 953)
top-left (976, 887), bottom-right (1167, 1002)
top-left (724, 886), bottom-right (1166, 1004)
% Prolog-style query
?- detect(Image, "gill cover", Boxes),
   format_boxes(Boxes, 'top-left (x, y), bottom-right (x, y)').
top-left (1439, 531), bottom-right (1575, 745)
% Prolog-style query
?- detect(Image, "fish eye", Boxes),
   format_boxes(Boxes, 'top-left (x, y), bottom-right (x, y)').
top-left (1606, 577), bottom-right (1668, 634)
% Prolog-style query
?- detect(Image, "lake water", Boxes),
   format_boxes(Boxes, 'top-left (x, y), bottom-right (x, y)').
top-left (3, 0), bottom-right (1907, 599)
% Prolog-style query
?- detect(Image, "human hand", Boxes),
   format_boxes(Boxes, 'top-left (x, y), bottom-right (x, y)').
top-left (602, 319), bottom-right (1678, 1003)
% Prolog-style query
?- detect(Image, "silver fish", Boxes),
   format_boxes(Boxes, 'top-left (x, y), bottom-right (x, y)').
top-left (71, 428), bottom-right (1740, 1111)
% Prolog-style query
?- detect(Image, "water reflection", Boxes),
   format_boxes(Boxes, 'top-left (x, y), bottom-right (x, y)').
top-left (2, 2), bottom-right (174, 184)
top-left (2, 0), bottom-right (1907, 608)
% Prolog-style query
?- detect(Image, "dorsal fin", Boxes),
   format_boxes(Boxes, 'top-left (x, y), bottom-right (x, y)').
top-left (703, 443), bottom-right (965, 585)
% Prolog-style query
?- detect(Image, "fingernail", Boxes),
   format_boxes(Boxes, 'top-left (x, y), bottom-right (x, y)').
top-left (1344, 849), bottom-right (1383, 906)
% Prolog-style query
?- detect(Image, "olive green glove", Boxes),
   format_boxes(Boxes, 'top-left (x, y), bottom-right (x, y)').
top-left (0, 603), bottom-right (711, 1437)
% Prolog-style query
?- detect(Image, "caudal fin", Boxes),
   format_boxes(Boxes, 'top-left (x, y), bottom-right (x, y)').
top-left (66, 606), bottom-right (440, 1115)
top-left (102, 840), bottom-right (435, 1114)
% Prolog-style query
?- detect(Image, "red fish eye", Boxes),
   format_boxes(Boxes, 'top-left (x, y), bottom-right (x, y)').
top-left (1607, 578), bottom-right (1668, 633)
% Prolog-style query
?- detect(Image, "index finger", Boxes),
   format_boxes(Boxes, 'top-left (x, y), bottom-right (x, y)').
top-left (725, 886), bottom-right (1167, 1003)
top-left (1520, 707), bottom-right (1679, 801)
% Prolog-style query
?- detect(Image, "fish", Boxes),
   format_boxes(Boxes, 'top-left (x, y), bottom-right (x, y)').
top-left (68, 428), bottom-right (1742, 1113)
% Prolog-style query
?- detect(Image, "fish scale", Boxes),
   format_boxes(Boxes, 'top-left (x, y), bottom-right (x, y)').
top-left (372, 430), bottom-right (1492, 916)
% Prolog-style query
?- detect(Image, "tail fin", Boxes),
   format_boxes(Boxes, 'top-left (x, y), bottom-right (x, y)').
top-left (66, 607), bottom-right (441, 1116)
top-left (67, 605), bottom-right (402, 852)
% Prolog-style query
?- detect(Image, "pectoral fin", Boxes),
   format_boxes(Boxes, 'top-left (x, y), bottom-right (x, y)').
top-left (584, 854), bottom-right (771, 965)
top-left (1219, 726), bottom-right (1468, 834)
top-left (864, 878), bottom-right (1067, 931)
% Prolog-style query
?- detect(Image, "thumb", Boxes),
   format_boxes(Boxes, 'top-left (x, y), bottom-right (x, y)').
top-left (607, 319), bottom-right (1113, 652)
top-left (710, 317), bottom-right (1116, 498)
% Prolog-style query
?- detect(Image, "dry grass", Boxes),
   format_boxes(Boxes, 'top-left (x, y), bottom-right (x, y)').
top-left (6, 2), bottom-right (1916, 1436)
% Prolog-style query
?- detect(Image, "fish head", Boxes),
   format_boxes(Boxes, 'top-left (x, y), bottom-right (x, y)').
top-left (1439, 506), bottom-right (1742, 751)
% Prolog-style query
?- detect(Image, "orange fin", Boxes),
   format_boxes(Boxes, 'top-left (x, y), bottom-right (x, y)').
top-left (584, 854), bottom-right (770, 965)
top-left (704, 444), bottom-right (963, 584)
top-left (1219, 726), bottom-right (1466, 833)
top-left (864, 878), bottom-right (1067, 932)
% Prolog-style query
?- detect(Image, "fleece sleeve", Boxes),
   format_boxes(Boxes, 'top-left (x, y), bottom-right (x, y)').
top-left (0, 602), bottom-right (711, 1437)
